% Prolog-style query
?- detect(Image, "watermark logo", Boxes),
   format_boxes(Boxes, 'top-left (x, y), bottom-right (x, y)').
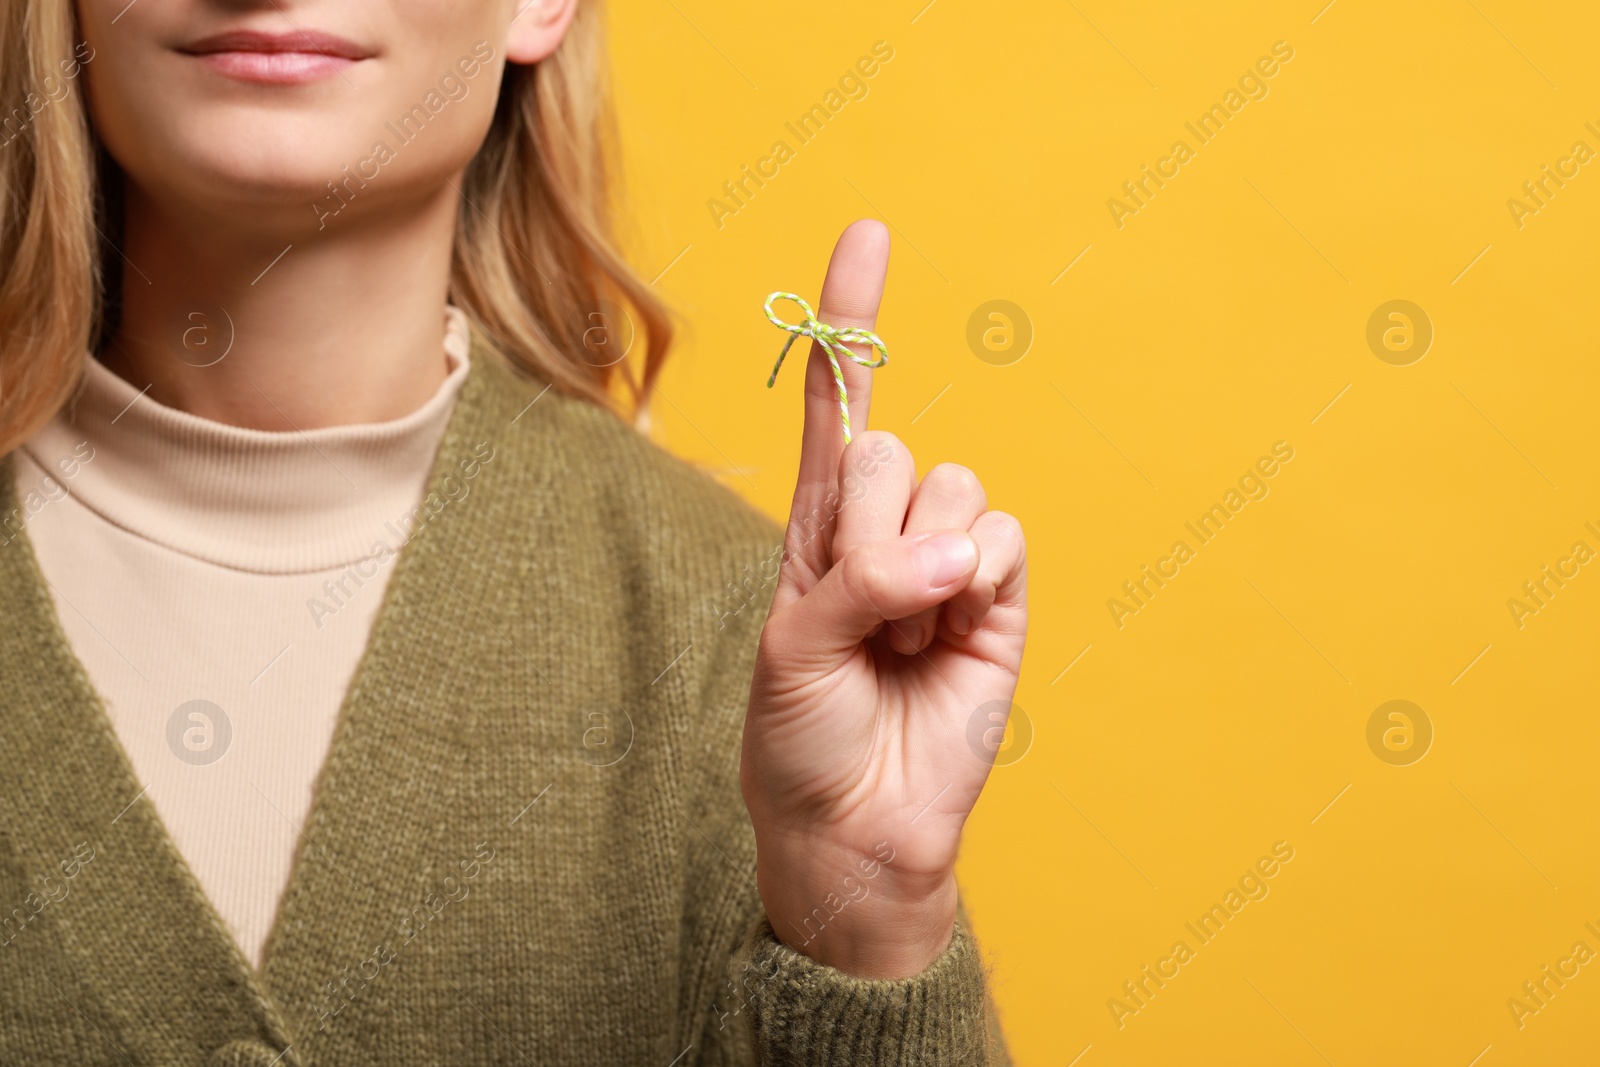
top-left (166, 699), bottom-right (232, 766)
top-left (1366, 699), bottom-right (1432, 766)
top-left (576, 702), bottom-right (634, 768)
top-left (574, 300), bottom-right (635, 368)
top-left (1366, 300), bottom-right (1432, 366)
top-left (966, 699), bottom-right (1033, 767)
top-left (167, 303), bottom-right (233, 367)
top-left (966, 300), bottom-right (1033, 367)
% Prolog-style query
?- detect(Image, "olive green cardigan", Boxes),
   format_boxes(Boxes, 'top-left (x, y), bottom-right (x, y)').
top-left (0, 328), bottom-right (1008, 1066)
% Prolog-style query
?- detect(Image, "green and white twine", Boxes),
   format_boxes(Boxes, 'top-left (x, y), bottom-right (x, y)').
top-left (764, 291), bottom-right (889, 445)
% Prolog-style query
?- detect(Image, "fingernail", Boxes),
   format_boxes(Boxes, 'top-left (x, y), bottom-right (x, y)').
top-left (914, 533), bottom-right (976, 588)
top-left (892, 620), bottom-right (926, 653)
top-left (947, 606), bottom-right (971, 635)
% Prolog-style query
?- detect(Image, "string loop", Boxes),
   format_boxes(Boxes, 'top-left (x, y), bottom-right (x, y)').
top-left (763, 291), bottom-right (888, 445)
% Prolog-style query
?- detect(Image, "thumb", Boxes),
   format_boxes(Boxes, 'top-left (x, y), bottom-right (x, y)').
top-left (780, 531), bottom-right (979, 659)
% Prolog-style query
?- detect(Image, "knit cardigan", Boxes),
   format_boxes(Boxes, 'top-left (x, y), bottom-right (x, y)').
top-left (0, 324), bottom-right (1009, 1066)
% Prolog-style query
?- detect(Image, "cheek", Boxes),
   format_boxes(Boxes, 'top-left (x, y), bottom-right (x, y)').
top-left (364, 62), bottom-right (503, 187)
top-left (76, 21), bottom-right (197, 198)
top-left (320, 23), bottom-right (511, 193)
top-left (389, 0), bottom-right (511, 101)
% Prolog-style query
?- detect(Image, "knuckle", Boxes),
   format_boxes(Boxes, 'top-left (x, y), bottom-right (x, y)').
top-left (838, 546), bottom-right (892, 607)
top-left (928, 462), bottom-right (985, 506)
top-left (986, 510), bottom-right (1027, 556)
top-left (839, 431), bottom-right (909, 498)
top-left (848, 430), bottom-right (907, 470)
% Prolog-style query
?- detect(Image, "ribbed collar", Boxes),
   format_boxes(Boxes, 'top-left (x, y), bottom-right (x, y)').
top-left (21, 305), bottom-right (472, 575)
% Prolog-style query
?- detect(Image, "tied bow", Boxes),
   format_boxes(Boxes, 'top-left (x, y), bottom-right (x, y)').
top-left (764, 291), bottom-right (889, 445)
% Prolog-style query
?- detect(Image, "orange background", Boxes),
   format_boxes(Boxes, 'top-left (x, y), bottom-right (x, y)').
top-left (610, 1), bottom-right (1600, 1062)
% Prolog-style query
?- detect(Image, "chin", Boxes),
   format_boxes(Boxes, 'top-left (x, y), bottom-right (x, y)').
top-left (140, 113), bottom-right (389, 223)
top-left (100, 87), bottom-right (493, 239)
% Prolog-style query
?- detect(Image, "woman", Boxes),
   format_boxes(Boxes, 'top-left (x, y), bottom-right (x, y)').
top-left (0, 1), bottom-right (1028, 1063)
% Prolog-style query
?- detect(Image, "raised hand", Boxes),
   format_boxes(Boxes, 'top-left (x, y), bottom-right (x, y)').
top-left (741, 219), bottom-right (1029, 979)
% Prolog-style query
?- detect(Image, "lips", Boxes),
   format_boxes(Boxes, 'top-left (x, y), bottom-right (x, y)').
top-left (179, 29), bottom-right (374, 85)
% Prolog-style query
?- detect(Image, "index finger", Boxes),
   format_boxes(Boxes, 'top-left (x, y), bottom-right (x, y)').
top-left (775, 219), bottom-right (891, 603)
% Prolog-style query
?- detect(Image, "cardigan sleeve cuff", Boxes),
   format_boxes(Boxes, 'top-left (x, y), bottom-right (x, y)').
top-left (728, 916), bottom-right (994, 1066)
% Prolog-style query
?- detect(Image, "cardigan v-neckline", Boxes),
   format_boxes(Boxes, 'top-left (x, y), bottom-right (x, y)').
top-left (0, 330), bottom-right (548, 1065)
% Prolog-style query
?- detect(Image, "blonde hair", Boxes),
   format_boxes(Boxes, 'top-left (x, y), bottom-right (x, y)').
top-left (0, 0), bottom-right (671, 455)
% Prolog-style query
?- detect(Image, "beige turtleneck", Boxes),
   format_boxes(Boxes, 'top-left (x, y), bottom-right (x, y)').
top-left (10, 306), bottom-right (471, 969)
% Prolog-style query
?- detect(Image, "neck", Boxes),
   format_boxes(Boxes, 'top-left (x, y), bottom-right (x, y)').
top-left (99, 176), bottom-right (460, 430)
